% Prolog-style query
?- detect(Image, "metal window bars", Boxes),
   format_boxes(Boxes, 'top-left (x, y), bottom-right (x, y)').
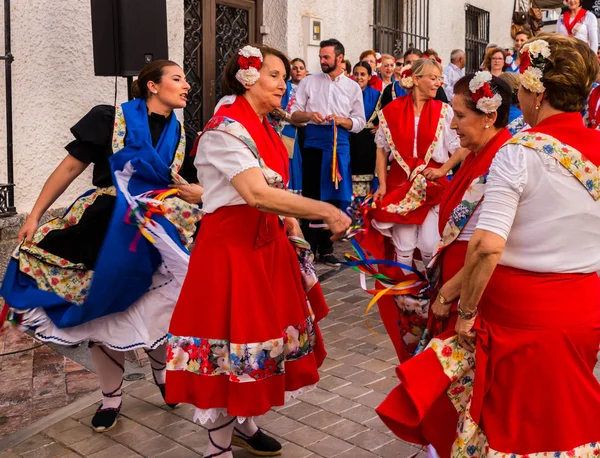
top-left (373, 0), bottom-right (429, 57)
top-left (465, 4), bottom-right (490, 74)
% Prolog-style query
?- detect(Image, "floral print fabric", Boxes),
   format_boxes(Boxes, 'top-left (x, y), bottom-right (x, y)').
top-left (167, 317), bottom-right (317, 383)
top-left (507, 131), bottom-right (600, 200)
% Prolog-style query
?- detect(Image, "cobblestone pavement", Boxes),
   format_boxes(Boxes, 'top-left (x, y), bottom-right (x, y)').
top-left (0, 259), bottom-right (428, 458)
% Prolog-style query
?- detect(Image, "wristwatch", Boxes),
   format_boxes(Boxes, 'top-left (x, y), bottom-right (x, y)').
top-left (457, 300), bottom-right (478, 320)
top-left (437, 292), bottom-right (449, 305)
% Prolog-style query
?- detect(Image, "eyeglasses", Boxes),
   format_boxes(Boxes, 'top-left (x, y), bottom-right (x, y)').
top-left (395, 62), bottom-right (404, 66)
top-left (491, 57), bottom-right (504, 61)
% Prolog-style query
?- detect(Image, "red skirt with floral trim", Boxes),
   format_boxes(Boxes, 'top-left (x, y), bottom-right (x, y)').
top-left (166, 205), bottom-right (327, 417)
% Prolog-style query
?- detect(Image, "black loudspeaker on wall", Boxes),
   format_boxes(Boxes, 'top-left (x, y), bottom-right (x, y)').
top-left (90, 0), bottom-right (169, 77)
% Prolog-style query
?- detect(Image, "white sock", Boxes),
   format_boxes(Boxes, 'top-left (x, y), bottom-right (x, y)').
top-left (205, 415), bottom-right (235, 458)
top-left (234, 417), bottom-right (258, 438)
top-left (427, 444), bottom-right (440, 458)
top-left (396, 252), bottom-right (414, 275)
top-left (90, 344), bottom-right (124, 410)
top-left (146, 345), bottom-right (167, 385)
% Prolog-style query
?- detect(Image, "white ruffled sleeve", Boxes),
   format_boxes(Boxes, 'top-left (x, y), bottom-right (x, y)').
top-left (375, 125), bottom-right (390, 151)
top-left (586, 12), bottom-right (598, 52)
top-left (475, 144), bottom-right (528, 240)
top-left (194, 130), bottom-right (260, 181)
top-left (432, 105), bottom-right (460, 163)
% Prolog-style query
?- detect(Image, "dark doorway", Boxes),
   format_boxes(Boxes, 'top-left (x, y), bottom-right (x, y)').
top-left (183, 0), bottom-right (263, 135)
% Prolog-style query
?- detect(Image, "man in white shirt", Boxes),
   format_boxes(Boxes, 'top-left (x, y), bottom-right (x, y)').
top-left (443, 49), bottom-right (466, 102)
top-left (291, 38), bottom-right (365, 266)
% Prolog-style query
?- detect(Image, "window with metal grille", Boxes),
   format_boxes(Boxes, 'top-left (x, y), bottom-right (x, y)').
top-left (465, 4), bottom-right (490, 73)
top-left (373, 0), bottom-right (429, 57)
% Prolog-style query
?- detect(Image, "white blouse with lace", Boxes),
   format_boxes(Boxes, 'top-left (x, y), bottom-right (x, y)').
top-left (476, 143), bottom-right (600, 273)
top-left (375, 105), bottom-right (461, 164)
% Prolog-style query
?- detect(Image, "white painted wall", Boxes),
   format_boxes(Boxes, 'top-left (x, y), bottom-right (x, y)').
top-left (263, 0), bottom-right (374, 73)
top-left (429, 0), bottom-right (513, 69)
top-left (0, 0), bottom-right (184, 214)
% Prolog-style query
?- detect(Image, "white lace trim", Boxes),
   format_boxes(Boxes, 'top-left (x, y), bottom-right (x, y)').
top-left (534, 149), bottom-right (574, 177)
top-left (228, 164), bottom-right (260, 181)
top-left (192, 383), bottom-right (317, 425)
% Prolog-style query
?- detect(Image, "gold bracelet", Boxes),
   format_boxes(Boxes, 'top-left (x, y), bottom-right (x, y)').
top-left (457, 300), bottom-right (478, 320)
top-left (437, 292), bottom-right (449, 305)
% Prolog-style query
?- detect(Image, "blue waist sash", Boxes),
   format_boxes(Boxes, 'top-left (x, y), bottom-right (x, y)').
top-left (304, 124), bottom-right (352, 205)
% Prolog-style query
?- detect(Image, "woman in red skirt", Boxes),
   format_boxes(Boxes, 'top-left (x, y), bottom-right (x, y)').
top-left (376, 72), bottom-right (513, 457)
top-left (400, 34), bottom-right (600, 456)
top-left (166, 45), bottom-right (351, 458)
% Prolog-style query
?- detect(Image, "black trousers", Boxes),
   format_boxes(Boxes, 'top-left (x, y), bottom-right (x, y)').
top-left (301, 146), bottom-right (340, 257)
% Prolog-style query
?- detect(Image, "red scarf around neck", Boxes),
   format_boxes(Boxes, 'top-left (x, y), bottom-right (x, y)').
top-left (587, 86), bottom-right (600, 129)
top-left (564, 8), bottom-right (587, 35)
top-left (212, 96), bottom-right (289, 183)
top-left (438, 128), bottom-right (512, 235)
top-left (382, 94), bottom-right (443, 169)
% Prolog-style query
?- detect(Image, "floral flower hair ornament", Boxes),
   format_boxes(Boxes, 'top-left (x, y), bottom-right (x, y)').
top-left (235, 45), bottom-right (263, 86)
top-left (399, 64), bottom-right (414, 90)
top-left (519, 39), bottom-right (551, 94)
top-left (468, 71), bottom-right (502, 114)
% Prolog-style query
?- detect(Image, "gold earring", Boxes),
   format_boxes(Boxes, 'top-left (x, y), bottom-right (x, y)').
top-left (535, 105), bottom-right (540, 110)
top-left (485, 125), bottom-right (489, 129)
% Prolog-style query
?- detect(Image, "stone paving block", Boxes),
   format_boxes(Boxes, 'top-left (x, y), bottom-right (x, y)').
top-left (126, 383), bottom-right (161, 401)
top-left (350, 343), bottom-right (382, 355)
top-left (369, 348), bottom-right (399, 363)
top-left (360, 334), bottom-right (394, 347)
top-left (337, 352), bottom-right (372, 367)
top-left (347, 370), bottom-right (386, 387)
top-left (137, 410), bottom-right (183, 430)
top-left (45, 423), bottom-right (95, 446)
top-left (177, 430), bottom-right (209, 452)
top-left (300, 409), bottom-right (344, 429)
top-left (340, 405), bottom-right (379, 425)
top-left (43, 417), bottom-right (80, 436)
top-left (322, 322), bottom-right (353, 335)
top-left (348, 429), bottom-right (396, 451)
top-left (0, 410), bottom-right (32, 440)
top-left (367, 377), bottom-right (399, 394)
top-left (322, 418), bottom-right (368, 440)
top-left (70, 403), bottom-right (101, 421)
top-left (307, 435), bottom-right (354, 457)
top-left (317, 374), bottom-right (350, 391)
top-left (340, 326), bottom-right (374, 341)
top-left (65, 370), bottom-right (99, 401)
top-left (330, 338), bottom-right (363, 351)
top-left (363, 415), bottom-right (393, 434)
top-left (154, 445), bottom-right (201, 457)
top-left (0, 451), bottom-right (20, 458)
top-left (331, 383), bottom-right (373, 400)
top-left (282, 425), bottom-right (329, 446)
top-left (341, 446), bottom-right (380, 457)
top-left (170, 403), bottom-right (196, 420)
top-left (262, 415), bottom-right (305, 436)
top-left (110, 422), bottom-right (159, 447)
top-left (21, 442), bottom-right (76, 458)
top-left (319, 358), bottom-right (344, 372)
top-left (357, 359), bottom-right (395, 374)
top-left (324, 363), bottom-right (362, 378)
top-left (10, 434), bottom-right (53, 455)
top-left (158, 419), bottom-right (202, 440)
top-left (355, 390), bottom-right (388, 409)
top-left (319, 395), bottom-right (360, 415)
top-left (272, 441), bottom-right (315, 458)
top-left (334, 314), bottom-right (367, 326)
top-left (128, 434), bottom-right (179, 457)
top-left (69, 434), bottom-right (118, 455)
top-left (88, 443), bottom-right (141, 458)
top-left (277, 401), bottom-right (321, 420)
top-left (254, 409), bottom-right (283, 427)
top-left (273, 399), bottom-right (300, 411)
top-left (297, 387), bottom-right (338, 406)
top-left (320, 332), bottom-right (344, 343)
top-left (376, 439), bottom-right (424, 457)
top-left (122, 400), bottom-right (166, 422)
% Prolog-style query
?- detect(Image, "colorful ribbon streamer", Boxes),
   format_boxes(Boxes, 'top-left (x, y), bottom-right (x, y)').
top-left (331, 120), bottom-right (342, 189)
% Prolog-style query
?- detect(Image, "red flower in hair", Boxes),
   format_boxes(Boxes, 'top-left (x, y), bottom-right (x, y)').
top-left (472, 84), bottom-right (494, 104)
top-left (401, 67), bottom-right (412, 78)
top-left (520, 50), bottom-right (531, 74)
top-left (238, 55), bottom-right (262, 70)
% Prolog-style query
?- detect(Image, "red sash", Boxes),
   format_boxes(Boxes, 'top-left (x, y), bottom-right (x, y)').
top-left (527, 112), bottom-right (600, 166)
top-left (563, 8), bottom-right (587, 35)
top-left (213, 96), bottom-right (289, 182)
top-left (587, 86), bottom-right (600, 129)
top-left (438, 128), bottom-right (512, 234)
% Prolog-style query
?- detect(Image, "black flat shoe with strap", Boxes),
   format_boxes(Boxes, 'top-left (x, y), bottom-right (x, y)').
top-left (205, 417), bottom-right (236, 458)
top-left (91, 382), bottom-right (122, 433)
top-left (145, 349), bottom-right (179, 408)
top-left (232, 427), bottom-right (282, 456)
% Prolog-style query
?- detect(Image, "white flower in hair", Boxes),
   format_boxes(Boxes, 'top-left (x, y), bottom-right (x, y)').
top-left (520, 67), bottom-right (545, 93)
top-left (477, 94), bottom-right (503, 114)
top-left (469, 71), bottom-right (492, 93)
top-left (235, 45), bottom-right (263, 86)
top-left (239, 45), bottom-right (263, 59)
top-left (469, 71), bottom-right (502, 114)
top-left (524, 40), bottom-right (551, 59)
top-left (399, 64), bottom-right (414, 90)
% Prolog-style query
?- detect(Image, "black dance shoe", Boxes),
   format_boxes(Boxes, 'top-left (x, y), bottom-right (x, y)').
top-left (91, 402), bottom-right (121, 432)
top-left (232, 427), bottom-right (282, 456)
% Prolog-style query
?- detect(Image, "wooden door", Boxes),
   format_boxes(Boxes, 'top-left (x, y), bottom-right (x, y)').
top-left (183, 0), bottom-right (262, 135)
